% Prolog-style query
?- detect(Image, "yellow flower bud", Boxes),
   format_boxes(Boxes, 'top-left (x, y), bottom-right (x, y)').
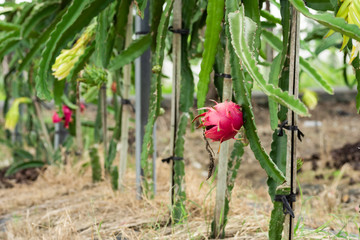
top-left (52, 24), bottom-right (95, 80)
top-left (302, 89), bottom-right (318, 110)
top-left (5, 97), bottom-right (32, 131)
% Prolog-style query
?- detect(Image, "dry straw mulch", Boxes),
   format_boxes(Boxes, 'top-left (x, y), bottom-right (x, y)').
top-left (0, 160), bottom-right (359, 239)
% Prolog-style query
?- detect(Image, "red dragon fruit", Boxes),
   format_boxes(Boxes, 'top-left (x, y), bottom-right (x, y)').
top-left (52, 112), bottom-right (62, 123)
top-left (62, 105), bottom-right (72, 128)
top-left (52, 105), bottom-right (73, 128)
top-left (193, 100), bottom-right (244, 143)
top-left (80, 103), bottom-right (86, 113)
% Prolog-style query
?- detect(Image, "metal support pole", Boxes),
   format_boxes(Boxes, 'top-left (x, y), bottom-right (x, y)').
top-left (54, 123), bottom-right (60, 150)
top-left (135, 2), bottom-right (156, 199)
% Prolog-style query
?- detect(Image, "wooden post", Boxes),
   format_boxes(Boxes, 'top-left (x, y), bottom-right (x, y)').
top-left (283, 7), bottom-right (300, 240)
top-left (213, 44), bottom-right (232, 237)
top-left (75, 81), bottom-right (83, 154)
top-left (169, 0), bottom-right (188, 224)
top-left (119, 4), bottom-right (133, 188)
top-left (170, 0), bottom-right (182, 207)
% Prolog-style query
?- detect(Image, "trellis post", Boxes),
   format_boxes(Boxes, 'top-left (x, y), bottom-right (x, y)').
top-left (169, 0), bottom-right (185, 223)
top-left (283, 7), bottom-right (300, 240)
top-left (118, 4), bottom-right (133, 189)
top-left (213, 44), bottom-right (232, 237)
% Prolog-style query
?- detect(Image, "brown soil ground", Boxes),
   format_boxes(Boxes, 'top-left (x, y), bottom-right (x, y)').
top-left (0, 167), bottom-right (41, 188)
top-left (0, 97), bottom-right (360, 239)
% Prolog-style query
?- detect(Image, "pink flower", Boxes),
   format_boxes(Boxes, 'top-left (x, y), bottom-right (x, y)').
top-left (52, 112), bottom-right (62, 123)
top-left (62, 105), bottom-right (72, 128)
top-left (193, 100), bottom-right (243, 142)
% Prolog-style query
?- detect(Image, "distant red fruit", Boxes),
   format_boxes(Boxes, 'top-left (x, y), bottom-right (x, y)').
top-left (111, 81), bottom-right (117, 93)
top-left (52, 112), bottom-right (62, 123)
top-left (52, 105), bottom-right (73, 128)
top-left (193, 100), bottom-right (243, 143)
top-left (80, 103), bottom-right (85, 113)
top-left (62, 105), bottom-right (72, 128)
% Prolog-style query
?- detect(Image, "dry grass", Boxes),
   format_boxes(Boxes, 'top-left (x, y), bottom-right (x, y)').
top-left (0, 102), bottom-right (360, 240)
top-left (0, 156), bottom-right (359, 240)
top-left (1, 101), bottom-right (360, 239)
top-left (0, 158), bottom-right (271, 240)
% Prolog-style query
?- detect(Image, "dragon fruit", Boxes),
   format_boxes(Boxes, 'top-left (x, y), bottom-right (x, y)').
top-left (52, 105), bottom-right (73, 128)
top-left (62, 105), bottom-right (72, 128)
top-left (52, 112), bottom-right (62, 123)
top-left (193, 100), bottom-right (244, 142)
top-left (80, 103), bottom-right (86, 113)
